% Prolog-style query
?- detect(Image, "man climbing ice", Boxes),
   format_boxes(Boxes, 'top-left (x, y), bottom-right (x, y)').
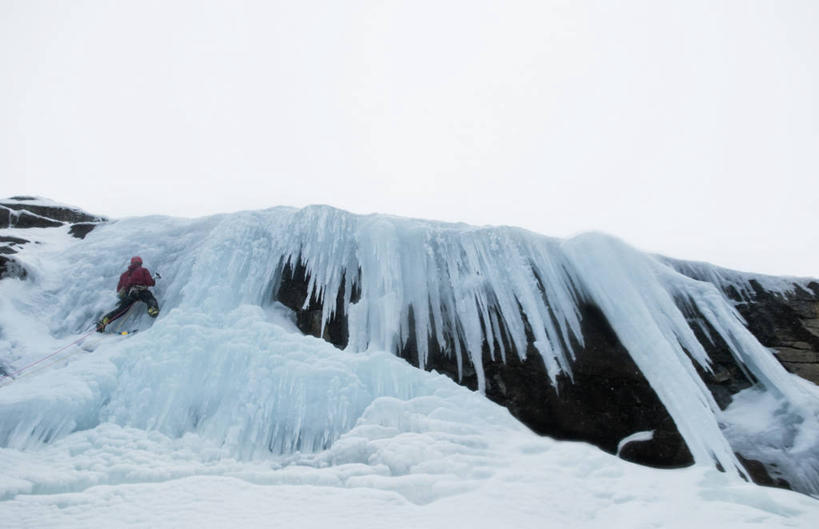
top-left (96, 256), bottom-right (160, 332)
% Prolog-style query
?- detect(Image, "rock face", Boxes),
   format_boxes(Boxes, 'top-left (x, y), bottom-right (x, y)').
top-left (0, 205), bottom-right (62, 229)
top-left (464, 301), bottom-right (694, 468)
top-left (0, 255), bottom-right (28, 280)
top-left (737, 284), bottom-right (819, 385)
top-left (68, 223), bottom-right (100, 240)
top-left (1, 196), bottom-right (103, 226)
top-left (0, 197), bottom-right (107, 279)
top-left (274, 254), bottom-right (818, 493)
top-left (275, 257), bottom-right (694, 469)
top-left (666, 262), bottom-right (819, 387)
top-left (668, 271), bottom-right (819, 493)
top-left (0, 235), bottom-right (31, 280)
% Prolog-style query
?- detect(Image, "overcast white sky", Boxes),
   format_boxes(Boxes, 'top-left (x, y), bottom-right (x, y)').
top-left (1, 0), bottom-right (817, 276)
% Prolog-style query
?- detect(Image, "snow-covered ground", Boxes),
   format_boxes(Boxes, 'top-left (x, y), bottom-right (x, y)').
top-left (1, 206), bottom-right (818, 528)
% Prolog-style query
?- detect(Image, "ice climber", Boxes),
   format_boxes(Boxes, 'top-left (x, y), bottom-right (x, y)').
top-left (96, 256), bottom-right (160, 332)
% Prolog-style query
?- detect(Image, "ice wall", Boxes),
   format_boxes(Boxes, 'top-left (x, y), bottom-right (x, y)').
top-left (1, 205), bottom-right (818, 491)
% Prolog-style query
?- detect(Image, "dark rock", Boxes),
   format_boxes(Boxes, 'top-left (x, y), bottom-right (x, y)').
top-left (0, 236), bottom-right (29, 246)
top-left (619, 429), bottom-right (693, 465)
top-left (667, 273), bottom-right (819, 494)
top-left (275, 257), bottom-right (355, 348)
top-left (0, 256), bottom-right (27, 280)
top-left (276, 258), bottom-right (322, 314)
top-left (0, 201), bottom-right (104, 225)
top-left (775, 348), bottom-right (818, 363)
top-left (674, 296), bottom-right (755, 409)
top-left (274, 256), bottom-right (818, 491)
top-left (1, 206), bottom-right (63, 229)
top-left (0, 199), bottom-right (105, 286)
top-left (69, 223), bottom-right (98, 239)
top-left (670, 266), bottom-right (819, 387)
top-left (780, 362), bottom-right (819, 382)
top-left (737, 454), bottom-right (791, 491)
top-left (733, 290), bottom-right (819, 385)
top-left (275, 261), bottom-right (694, 469)
top-left (0, 200), bottom-right (106, 250)
top-left (296, 309), bottom-right (324, 338)
top-left (472, 302), bottom-right (693, 468)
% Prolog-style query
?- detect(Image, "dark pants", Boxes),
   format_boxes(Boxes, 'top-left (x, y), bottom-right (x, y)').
top-left (103, 289), bottom-right (159, 324)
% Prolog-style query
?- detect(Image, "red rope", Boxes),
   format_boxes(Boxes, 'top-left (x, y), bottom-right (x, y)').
top-left (1, 300), bottom-right (141, 384)
top-left (1, 330), bottom-right (96, 381)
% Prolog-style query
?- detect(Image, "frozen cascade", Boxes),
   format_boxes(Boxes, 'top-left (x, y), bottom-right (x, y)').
top-left (1, 205), bottom-right (818, 490)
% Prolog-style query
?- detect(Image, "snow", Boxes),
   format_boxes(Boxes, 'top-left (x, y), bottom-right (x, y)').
top-left (1, 195), bottom-right (93, 212)
top-left (661, 257), bottom-right (816, 302)
top-left (1, 204), bottom-right (819, 527)
top-left (2, 423), bottom-right (818, 529)
top-left (723, 381), bottom-right (819, 495)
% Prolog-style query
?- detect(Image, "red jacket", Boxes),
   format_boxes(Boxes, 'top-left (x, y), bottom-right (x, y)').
top-left (117, 265), bottom-right (155, 292)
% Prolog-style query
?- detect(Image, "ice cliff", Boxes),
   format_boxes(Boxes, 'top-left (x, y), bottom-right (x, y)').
top-left (1, 198), bottom-right (818, 496)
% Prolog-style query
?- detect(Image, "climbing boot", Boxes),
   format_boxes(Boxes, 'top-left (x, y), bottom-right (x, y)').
top-left (148, 307), bottom-right (159, 318)
top-left (96, 317), bottom-right (110, 333)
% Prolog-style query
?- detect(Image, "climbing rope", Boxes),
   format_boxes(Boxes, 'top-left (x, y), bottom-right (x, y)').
top-left (0, 276), bottom-right (161, 388)
top-left (0, 299), bottom-right (148, 388)
top-left (0, 327), bottom-right (95, 387)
